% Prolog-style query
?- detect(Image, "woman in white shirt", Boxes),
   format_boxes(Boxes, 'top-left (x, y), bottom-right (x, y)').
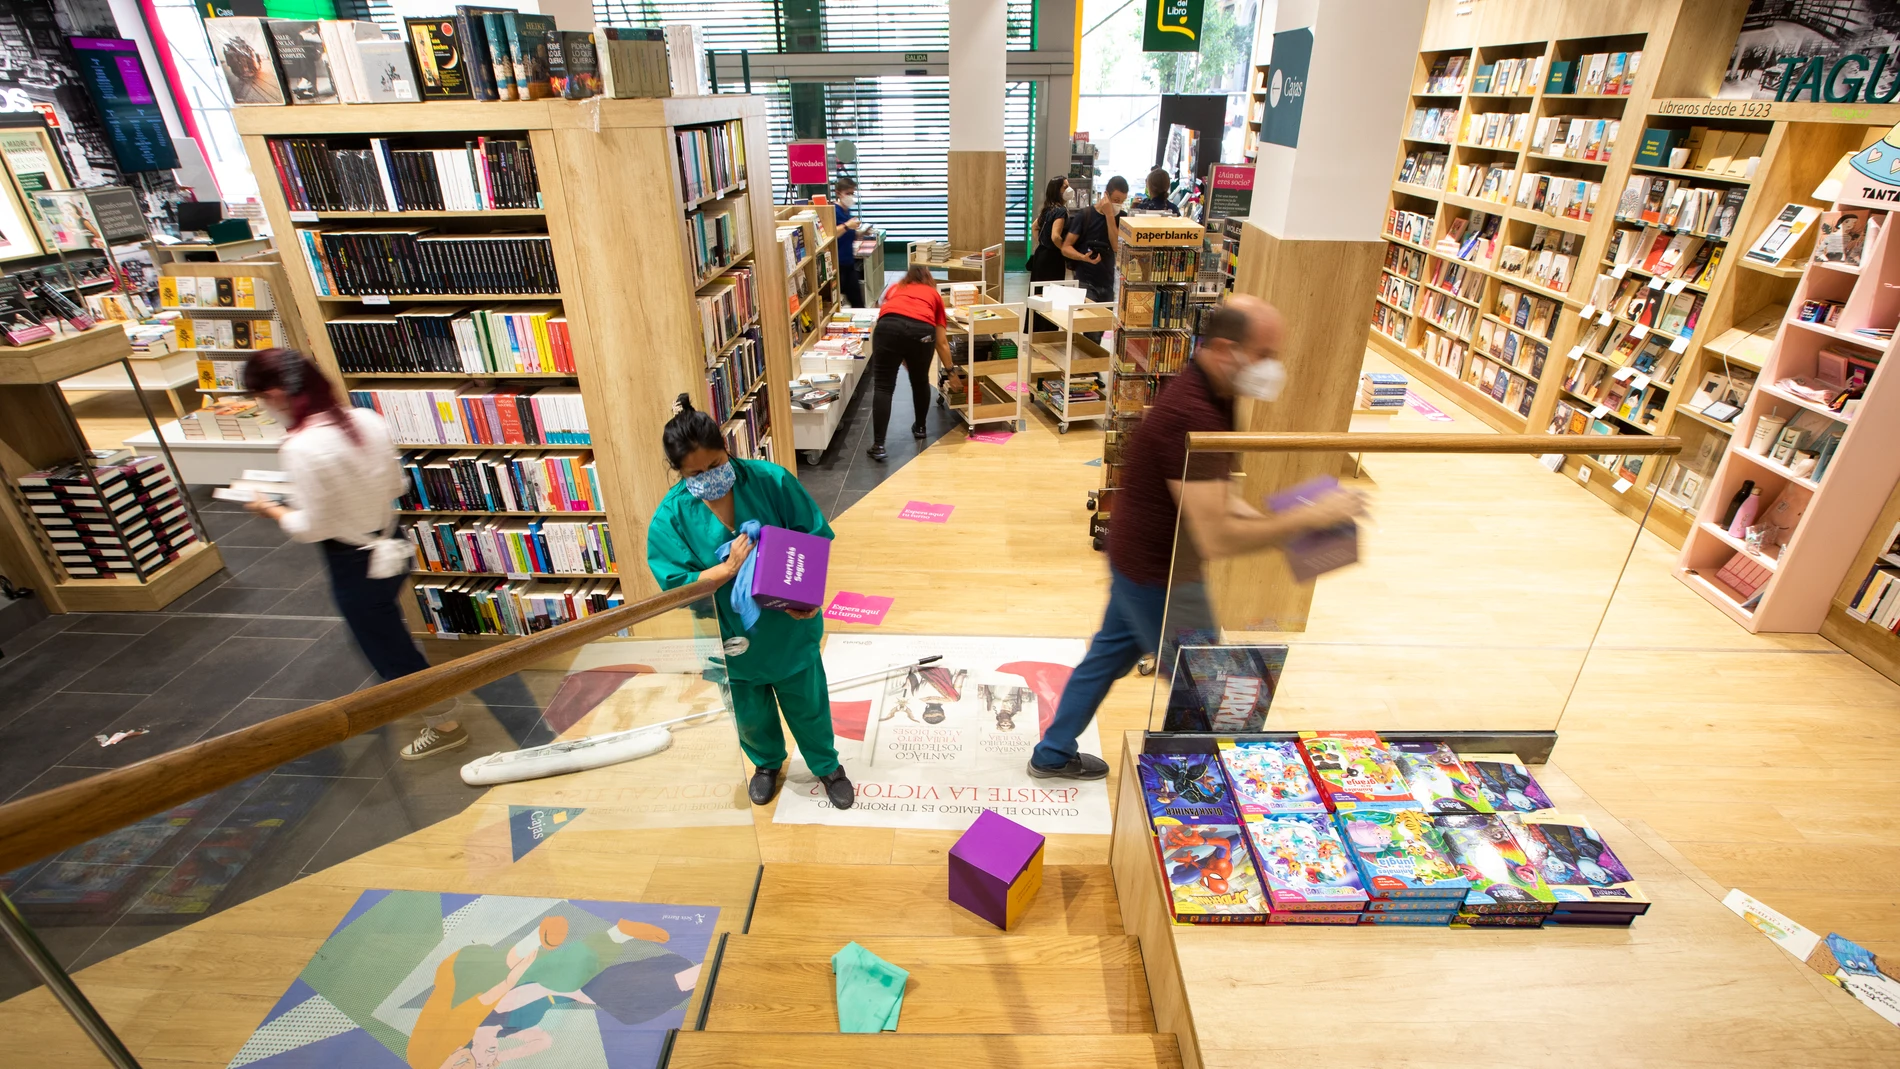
top-left (241, 350), bottom-right (467, 761)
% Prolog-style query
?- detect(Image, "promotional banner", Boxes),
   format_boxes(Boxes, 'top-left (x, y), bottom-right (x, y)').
top-left (787, 140), bottom-right (829, 185)
top-left (1143, 0), bottom-right (1205, 53)
top-left (774, 634), bottom-right (1111, 834)
top-left (1205, 163), bottom-right (1255, 219)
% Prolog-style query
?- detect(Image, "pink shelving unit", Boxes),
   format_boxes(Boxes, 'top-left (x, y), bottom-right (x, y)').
top-left (1677, 202), bottom-right (1900, 632)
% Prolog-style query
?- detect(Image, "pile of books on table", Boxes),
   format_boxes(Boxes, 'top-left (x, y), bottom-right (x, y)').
top-left (18, 456), bottom-right (196, 578)
top-left (1358, 372), bottom-right (1407, 411)
top-left (1137, 730), bottom-right (1650, 928)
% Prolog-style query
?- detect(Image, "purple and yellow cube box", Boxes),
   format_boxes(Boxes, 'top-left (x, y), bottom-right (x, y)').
top-left (750, 524), bottom-right (829, 613)
top-left (948, 809), bottom-right (1045, 930)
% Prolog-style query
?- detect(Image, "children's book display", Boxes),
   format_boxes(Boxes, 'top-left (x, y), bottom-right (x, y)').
top-left (1135, 733), bottom-right (1649, 928)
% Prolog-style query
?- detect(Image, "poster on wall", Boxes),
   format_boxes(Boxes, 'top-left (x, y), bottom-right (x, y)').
top-left (66, 38), bottom-right (180, 172)
top-left (774, 634), bottom-right (1112, 834)
top-left (1143, 0), bottom-right (1205, 53)
top-left (1262, 28), bottom-right (1312, 149)
top-left (1205, 163), bottom-right (1255, 219)
top-left (1720, 1), bottom-right (1900, 100)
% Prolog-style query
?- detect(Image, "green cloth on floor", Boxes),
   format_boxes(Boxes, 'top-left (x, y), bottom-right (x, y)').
top-left (831, 941), bottom-right (908, 1033)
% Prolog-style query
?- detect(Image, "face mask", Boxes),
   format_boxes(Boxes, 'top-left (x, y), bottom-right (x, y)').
top-left (684, 460), bottom-right (736, 501)
top-left (1234, 357), bottom-right (1286, 402)
top-left (839, 193), bottom-right (856, 208)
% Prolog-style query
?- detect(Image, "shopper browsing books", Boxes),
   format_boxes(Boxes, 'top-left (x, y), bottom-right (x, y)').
top-left (241, 349), bottom-right (468, 761)
top-left (1131, 168), bottom-right (1181, 215)
top-left (834, 176), bottom-right (866, 308)
top-left (1027, 298), bottom-right (1368, 780)
top-left (646, 396), bottom-right (854, 810)
top-left (1029, 175), bottom-right (1102, 331)
top-left (866, 265), bottom-right (956, 462)
top-left (1064, 175), bottom-right (1130, 305)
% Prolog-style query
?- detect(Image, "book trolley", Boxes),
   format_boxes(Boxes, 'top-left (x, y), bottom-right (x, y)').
top-left (1023, 281), bottom-right (1114, 434)
top-left (234, 97), bottom-right (795, 644)
top-left (938, 289), bottom-right (1027, 434)
top-left (907, 239), bottom-right (1005, 301)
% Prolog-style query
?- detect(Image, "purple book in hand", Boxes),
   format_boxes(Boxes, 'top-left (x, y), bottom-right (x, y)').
top-left (749, 525), bottom-right (830, 612)
top-left (1267, 476), bottom-right (1358, 583)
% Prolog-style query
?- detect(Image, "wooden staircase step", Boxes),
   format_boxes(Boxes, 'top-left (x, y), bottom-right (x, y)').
top-left (704, 934), bottom-right (1154, 1034)
top-left (668, 1032), bottom-right (1184, 1068)
top-left (750, 863), bottom-right (1124, 937)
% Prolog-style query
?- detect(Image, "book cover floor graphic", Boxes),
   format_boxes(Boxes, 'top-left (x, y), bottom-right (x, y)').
top-left (775, 634), bottom-right (1111, 834)
top-left (224, 891), bottom-right (717, 1069)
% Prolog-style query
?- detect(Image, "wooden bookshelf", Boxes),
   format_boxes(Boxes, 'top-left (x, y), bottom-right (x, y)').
top-left (1823, 483), bottom-right (1900, 686)
top-left (775, 202), bottom-right (841, 367)
top-left (235, 97), bottom-right (795, 638)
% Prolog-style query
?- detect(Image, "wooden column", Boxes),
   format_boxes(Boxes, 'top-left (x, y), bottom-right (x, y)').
top-left (950, 0), bottom-right (1007, 254)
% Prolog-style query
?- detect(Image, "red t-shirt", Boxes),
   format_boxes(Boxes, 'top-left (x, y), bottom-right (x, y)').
top-left (1107, 360), bottom-right (1235, 586)
top-left (879, 281), bottom-right (947, 327)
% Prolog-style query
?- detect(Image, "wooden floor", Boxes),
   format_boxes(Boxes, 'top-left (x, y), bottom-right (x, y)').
top-left (6, 347), bottom-right (1900, 1064)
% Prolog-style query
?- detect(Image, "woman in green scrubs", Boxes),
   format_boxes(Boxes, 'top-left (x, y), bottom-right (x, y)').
top-left (646, 395), bottom-right (855, 810)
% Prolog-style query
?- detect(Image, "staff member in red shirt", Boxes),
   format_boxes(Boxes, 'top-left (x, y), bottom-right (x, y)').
top-left (867, 264), bottom-right (954, 462)
top-left (1028, 296), bottom-right (1367, 780)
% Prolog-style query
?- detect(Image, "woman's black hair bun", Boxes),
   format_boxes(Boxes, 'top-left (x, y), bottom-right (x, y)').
top-left (675, 392), bottom-right (694, 413)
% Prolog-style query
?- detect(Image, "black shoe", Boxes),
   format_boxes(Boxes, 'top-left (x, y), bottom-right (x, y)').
top-left (820, 768), bottom-right (855, 809)
top-left (912, 423), bottom-right (927, 440)
top-left (1027, 753), bottom-right (1110, 780)
top-left (748, 766), bottom-right (783, 806)
top-left (867, 444), bottom-right (888, 462)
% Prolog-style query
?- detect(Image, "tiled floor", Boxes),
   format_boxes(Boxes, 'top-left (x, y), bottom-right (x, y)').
top-left (0, 490), bottom-right (553, 1000)
top-left (795, 365), bottom-right (961, 517)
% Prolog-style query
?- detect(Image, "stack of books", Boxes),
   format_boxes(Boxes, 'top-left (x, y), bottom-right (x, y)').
top-left (181, 399), bottom-right (285, 441)
top-left (19, 457), bottom-right (195, 579)
top-left (1358, 372), bottom-right (1407, 410)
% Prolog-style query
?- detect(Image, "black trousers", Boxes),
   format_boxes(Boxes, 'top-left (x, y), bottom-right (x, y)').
top-left (869, 313), bottom-right (935, 446)
top-left (840, 259), bottom-right (865, 308)
top-left (322, 538), bottom-right (429, 682)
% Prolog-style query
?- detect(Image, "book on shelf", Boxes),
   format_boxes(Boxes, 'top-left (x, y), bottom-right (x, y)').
top-left (415, 575), bottom-right (623, 636)
top-left (450, 6), bottom-right (514, 101)
top-left (296, 229), bottom-right (559, 296)
top-left (404, 17), bottom-right (474, 100)
top-left (400, 451), bottom-right (601, 513)
top-left (677, 120), bottom-right (748, 203)
top-left (1813, 210), bottom-right (1870, 265)
top-left (502, 12), bottom-right (558, 99)
top-left (349, 386), bottom-right (589, 445)
top-left (595, 26), bottom-right (672, 99)
top-left (172, 315), bottom-right (283, 351)
top-left (327, 303), bottom-right (573, 375)
top-left (205, 18), bottom-right (288, 106)
top-left (158, 275), bottom-right (274, 311)
top-left (1745, 203), bottom-right (1822, 265)
top-left (404, 515), bottom-right (614, 575)
top-left (265, 136), bottom-right (542, 213)
top-left (266, 20), bottom-right (339, 105)
top-left (548, 30), bottom-right (600, 99)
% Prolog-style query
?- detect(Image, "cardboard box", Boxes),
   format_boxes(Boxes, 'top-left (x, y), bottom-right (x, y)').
top-left (948, 809), bottom-right (1045, 930)
top-left (749, 524), bottom-right (829, 613)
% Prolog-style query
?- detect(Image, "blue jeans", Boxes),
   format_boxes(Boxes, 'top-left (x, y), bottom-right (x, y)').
top-left (1033, 566), bottom-right (1208, 768)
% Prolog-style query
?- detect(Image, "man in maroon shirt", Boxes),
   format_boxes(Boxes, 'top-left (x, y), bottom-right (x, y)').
top-left (1029, 296), bottom-right (1366, 779)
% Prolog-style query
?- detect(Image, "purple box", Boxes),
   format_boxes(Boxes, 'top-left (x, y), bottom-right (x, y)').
top-left (948, 809), bottom-right (1046, 930)
top-left (749, 524), bottom-right (830, 613)
top-left (1267, 476), bottom-right (1359, 583)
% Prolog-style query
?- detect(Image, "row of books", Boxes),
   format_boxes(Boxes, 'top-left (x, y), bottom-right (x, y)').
top-left (1547, 50), bottom-right (1642, 96)
top-left (172, 316), bottom-right (284, 352)
top-left (1383, 243), bottom-right (1427, 282)
top-left (1531, 115), bottom-right (1620, 162)
top-left (1614, 178), bottom-right (1747, 239)
top-left (19, 457), bottom-right (196, 580)
top-left (265, 137), bottom-right (541, 213)
top-left (1426, 258), bottom-right (1483, 301)
top-left (1467, 356), bottom-right (1538, 417)
top-left (1125, 332), bottom-right (1191, 374)
top-left (722, 396), bottom-right (772, 460)
top-left (1496, 285), bottom-right (1563, 340)
top-left (297, 229), bottom-right (560, 296)
top-left (1565, 360), bottom-right (1666, 431)
top-left (399, 451), bottom-right (601, 514)
top-left (678, 120), bottom-right (748, 205)
top-left (1845, 525), bottom-right (1900, 633)
top-left (688, 200), bottom-right (752, 282)
top-left (1582, 276), bottom-right (1706, 347)
top-left (1422, 54), bottom-right (1468, 95)
top-left (1420, 290), bottom-right (1476, 336)
top-left (1515, 172), bottom-right (1599, 223)
top-left (326, 304), bottom-right (575, 375)
top-left (1605, 225), bottom-right (1725, 287)
top-left (1406, 106), bottom-right (1458, 142)
top-left (181, 399), bottom-right (285, 441)
top-left (707, 330), bottom-right (767, 424)
top-left (1461, 110), bottom-right (1528, 151)
top-left (347, 386), bottom-right (589, 446)
top-left (1471, 55), bottom-right (1543, 95)
top-left (1370, 302), bottom-right (1410, 344)
top-left (403, 517), bottom-right (616, 575)
top-left (1139, 733), bottom-right (1648, 926)
top-left (415, 576), bottom-right (624, 637)
top-left (1121, 247), bottom-right (1200, 283)
top-left (1641, 126), bottom-right (1768, 179)
top-left (1453, 161), bottom-right (1514, 204)
top-left (1385, 208), bottom-right (1434, 247)
top-left (1417, 327), bottom-right (1465, 375)
top-left (1495, 226), bottom-right (1581, 294)
top-left (778, 221), bottom-right (810, 275)
top-left (699, 268), bottom-right (759, 359)
top-left (1120, 288), bottom-right (1194, 330)
top-left (1377, 272), bottom-right (1418, 314)
top-left (1475, 319), bottom-right (1549, 379)
top-left (1397, 149), bottom-right (1449, 190)
top-left (1357, 371), bottom-right (1407, 410)
top-left (1436, 210), bottom-right (1500, 266)
top-left (157, 275), bottom-right (274, 311)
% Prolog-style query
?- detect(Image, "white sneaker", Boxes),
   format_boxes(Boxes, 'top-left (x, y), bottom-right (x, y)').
top-left (400, 725), bottom-right (469, 761)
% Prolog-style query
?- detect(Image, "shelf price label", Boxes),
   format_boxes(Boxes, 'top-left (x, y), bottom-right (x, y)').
top-left (1612, 367), bottom-right (1635, 381)
top-left (1648, 276), bottom-right (1665, 290)
top-left (1590, 404), bottom-right (1610, 419)
top-left (1611, 264), bottom-right (1629, 278)
top-left (1667, 279), bottom-right (1688, 294)
top-left (1568, 345), bottom-right (1586, 360)
top-left (1597, 310), bottom-right (1613, 325)
top-left (1631, 373), bottom-right (1651, 390)
top-left (1630, 325), bottom-right (1649, 340)
top-left (1670, 335), bottom-right (1691, 353)
top-left (362, 295), bottom-right (390, 305)
top-left (1580, 304), bottom-right (1596, 319)
top-left (288, 210), bottom-right (319, 223)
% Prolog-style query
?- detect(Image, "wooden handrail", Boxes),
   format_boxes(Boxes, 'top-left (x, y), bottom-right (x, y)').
top-left (0, 575), bottom-right (722, 873)
top-left (1186, 432), bottom-right (1684, 456)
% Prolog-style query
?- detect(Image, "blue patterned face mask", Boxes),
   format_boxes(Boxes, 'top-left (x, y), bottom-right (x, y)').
top-left (684, 460), bottom-right (736, 501)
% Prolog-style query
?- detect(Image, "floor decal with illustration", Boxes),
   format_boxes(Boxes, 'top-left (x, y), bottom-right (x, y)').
top-left (774, 634), bottom-right (1112, 834)
top-left (226, 891), bottom-right (717, 1069)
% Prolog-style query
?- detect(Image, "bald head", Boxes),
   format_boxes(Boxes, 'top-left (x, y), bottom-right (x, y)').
top-left (1198, 296), bottom-right (1283, 397)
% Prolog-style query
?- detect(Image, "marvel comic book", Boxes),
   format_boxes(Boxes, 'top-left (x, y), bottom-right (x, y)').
top-left (1244, 813), bottom-right (1369, 912)
top-left (1166, 645), bottom-right (1287, 732)
top-left (1334, 808), bottom-right (1470, 900)
top-left (1516, 813), bottom-right (1650, 914)
top-left (1361, 909), bottom-right (1457, 925)
top-left (1153, 822), bottom-right (1268, 924)
top-left (1391, 740), bottom-right (1492, 815)
top-left (1218, 739), bottom-right (1324, 816)
top-left (1138, 753), bottom-right (1239, 824)
top-left (1460, 752), bottom-right (1557, 812)
top-left (1298, 731), bottom-right (1417, 810)
top-left (1431, 813), bottom-right (1557, 914)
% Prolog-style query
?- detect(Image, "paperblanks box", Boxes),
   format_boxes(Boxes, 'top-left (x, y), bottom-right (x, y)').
top-left (749, 524), bottom-right (829, 613)
top-left (948, 809), bottom-right (1045, 930)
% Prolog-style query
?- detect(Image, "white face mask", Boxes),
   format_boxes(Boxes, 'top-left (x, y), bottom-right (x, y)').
top-left (1234, 357), bottom-right (1286, 402)
top-left (839, 193), bottom-right (856, 208)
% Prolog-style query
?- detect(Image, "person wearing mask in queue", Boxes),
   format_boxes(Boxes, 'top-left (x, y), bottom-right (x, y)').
top-left (1131, 167), bottom-right (1181, 215)
top-left (865, 264), bottom-right (954, 462)
top-left (1028, 175), bottom-right (1105, 332)
top-left (645, 395), bottom-right (855, 810)
top-left (1064, 174), bottom-right (1128, 312)
top-left (1026, 297), bottom-right (1368, 780)
top-left (241, 349), bottom-right (468, 761)
top-left (833, 176), bottom-right (865, 308)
